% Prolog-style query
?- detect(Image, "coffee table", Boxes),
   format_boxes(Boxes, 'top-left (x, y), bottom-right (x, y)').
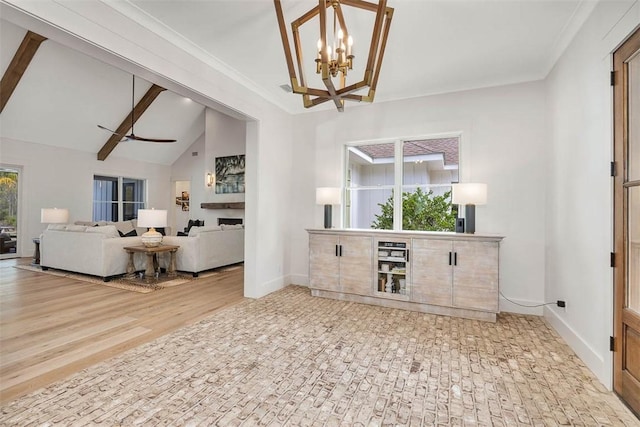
top-left (124, 245), bottom-right (179, 282)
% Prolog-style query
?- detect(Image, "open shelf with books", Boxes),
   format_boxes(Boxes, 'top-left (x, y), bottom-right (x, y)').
top-left (376, 239), bottom-right (410, 298)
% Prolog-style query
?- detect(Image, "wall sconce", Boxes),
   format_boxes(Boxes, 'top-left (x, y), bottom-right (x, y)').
top-left (452, 183), bottom-right (487, 234)
top-left (316, 187), bottom-right (341, 229)
top-left (206, 173), bottom-right (214, 187)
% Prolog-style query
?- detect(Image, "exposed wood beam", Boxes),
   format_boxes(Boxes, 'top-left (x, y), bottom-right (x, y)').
top-left (0, 31), bottom-right (47, 113)
top-left (97, 84), bottom-right (167, 161)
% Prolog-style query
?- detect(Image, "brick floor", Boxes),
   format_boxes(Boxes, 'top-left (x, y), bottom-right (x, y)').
top-left (1, 286), bottom-right (638, 426)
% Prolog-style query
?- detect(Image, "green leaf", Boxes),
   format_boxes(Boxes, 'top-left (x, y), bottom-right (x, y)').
top-left (372, 188), bottom-right (456, 232)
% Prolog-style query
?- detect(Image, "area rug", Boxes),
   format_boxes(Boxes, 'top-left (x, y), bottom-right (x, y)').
top-left (14, 264), bottom-right (219, 294)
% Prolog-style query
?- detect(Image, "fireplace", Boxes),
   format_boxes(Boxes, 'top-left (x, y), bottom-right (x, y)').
top-left (218, 218), bottom-right (243, 226)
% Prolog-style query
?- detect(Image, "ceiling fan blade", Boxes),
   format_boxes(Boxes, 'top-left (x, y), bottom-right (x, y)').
top-left (97, 124), bottom-right (125, 137)
top-left (127, 134), bottom-right (177, 143)
top-left (99, 75), bottom-right (175, 147)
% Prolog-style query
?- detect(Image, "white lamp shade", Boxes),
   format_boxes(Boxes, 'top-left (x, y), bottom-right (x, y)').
top-left (452, 183), bottom-right (487, 205)
top-left (41, 208), bottom-right (69, 224)
top-left (316, 187), bottom-right (341, 205)
top-left (137, 209), bottom-right (167, 228)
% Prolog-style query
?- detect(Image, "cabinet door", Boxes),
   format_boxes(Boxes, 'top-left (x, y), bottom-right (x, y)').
top-left (411, 239), bottom-right (453, 306)
top-left (339, 235), bottom-right (373, 296)
top-left (309, 234), bottom-right (340, 291)
top-left (453, 241), bottom-right (499, 311)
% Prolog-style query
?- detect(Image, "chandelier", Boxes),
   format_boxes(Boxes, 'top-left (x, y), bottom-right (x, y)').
top-left (274, 0), bottom-right (394, 112)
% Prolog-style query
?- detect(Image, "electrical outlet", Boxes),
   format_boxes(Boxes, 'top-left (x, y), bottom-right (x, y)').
top-left (557, 300), bottom-right (566, 308)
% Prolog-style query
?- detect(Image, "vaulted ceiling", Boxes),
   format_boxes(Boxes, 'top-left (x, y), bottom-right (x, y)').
top-left (0, 0), bottom-right (595, 164)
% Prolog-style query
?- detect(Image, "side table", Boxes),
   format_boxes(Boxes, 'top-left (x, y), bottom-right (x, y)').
top-left (123, 245), bottom-right (179, 282)
top-left (32, 237), bottom-right (41, 266)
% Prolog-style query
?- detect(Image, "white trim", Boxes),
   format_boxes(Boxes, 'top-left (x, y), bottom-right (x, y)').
top-left (544, 0), bottom-right (599, 77)
top-left (289, 274), bottom-right (309, 286)
top-left (245, 274), bottom-right (288, 299)
top-left (100, 0), bottom-right (284, 114)
top-left (499, 296), bottom-right (544, 316)
top-left (544, 305), bottom-right (609, 389)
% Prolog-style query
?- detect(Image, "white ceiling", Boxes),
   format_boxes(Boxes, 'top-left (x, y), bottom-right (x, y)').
top-left (125, 0), bottom-right (595, 112)
top-left (0, 0), bottom-right (596, 164)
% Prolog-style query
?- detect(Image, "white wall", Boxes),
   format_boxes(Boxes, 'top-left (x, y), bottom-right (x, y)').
top-left (544, 0), bottom-right (639, 389)
top-left (171, 134), bottom-right (205, 234)
top-left (203, 108), bottom-right (247, 221)
top-left (171, 108), bottom-right (247, 230)
top-left (0, 137), bottom-right (172, 257)
top-left (290, 82), bottom-right (548, 319)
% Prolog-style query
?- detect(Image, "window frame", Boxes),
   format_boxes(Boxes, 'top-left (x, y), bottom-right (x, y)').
top-left (343, 133), bottom-right (461, 231)
top-left (93, 175), bottom-right (146, 222)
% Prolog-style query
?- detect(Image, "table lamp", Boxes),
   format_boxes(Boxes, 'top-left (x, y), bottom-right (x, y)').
top-left (137, 208), bottom-right (167, 247)
top-left (41, 208), bottom-right (69, 226)
top-left (316, 187), bottom-right (341, 229)
top-left (452, 183), bottom-right (487, 234)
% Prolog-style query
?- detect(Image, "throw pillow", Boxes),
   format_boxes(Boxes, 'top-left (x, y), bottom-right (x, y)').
top-left (118, 229), bottom-right (137, 237)
top-left (112, 220), bottom-right (135, 236)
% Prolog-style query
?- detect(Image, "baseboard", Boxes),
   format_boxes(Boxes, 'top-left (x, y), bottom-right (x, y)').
top-left (544, 305), bottom-right (609, 389)
top-left (289, 274), bottom-right (308, 286)
top-left (499, 296), bottom-right (545, 316)
top-left (245, 275), bottom-right (287, 299)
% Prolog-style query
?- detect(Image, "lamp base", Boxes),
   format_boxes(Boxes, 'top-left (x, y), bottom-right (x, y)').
top-left (465, 204), bottom-right (476, 234)
top-left (324, 205), bottom-right (332, 229)
top-left (141, 228), bottom-right (163, 247)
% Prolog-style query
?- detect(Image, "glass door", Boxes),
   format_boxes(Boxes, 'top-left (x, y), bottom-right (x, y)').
top-left (613, 27), bottom-right (640, 416)
top-left (0, 167), bottom-right (19, 259)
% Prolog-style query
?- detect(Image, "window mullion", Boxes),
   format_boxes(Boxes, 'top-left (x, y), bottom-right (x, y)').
top-left (118, 177), bottom-right (123, 222)
top-left (393, 139), bottom-right (403, 230)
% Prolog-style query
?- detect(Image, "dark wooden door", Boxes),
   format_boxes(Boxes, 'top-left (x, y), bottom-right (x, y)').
top-left (613, 27), bottom-right (640, 417)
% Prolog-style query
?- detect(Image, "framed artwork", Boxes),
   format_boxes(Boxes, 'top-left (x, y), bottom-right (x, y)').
top-left (176, 190), bottom-right (190, 210)
top-left (215, 155), bottom-right (245, 194)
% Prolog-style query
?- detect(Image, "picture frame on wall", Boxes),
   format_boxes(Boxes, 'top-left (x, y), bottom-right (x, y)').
top-left (176, 190), bottom-right (190, 210)
top-left (215, 155), bottom-right (245, 194)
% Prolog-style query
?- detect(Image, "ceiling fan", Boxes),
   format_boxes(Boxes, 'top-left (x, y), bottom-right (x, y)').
top-left (98, 75), bottom-right (176, 143)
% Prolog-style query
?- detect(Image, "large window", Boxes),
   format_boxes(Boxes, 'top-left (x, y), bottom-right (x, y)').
top-left (345, 136), bottom-right (459, 231)
top-left (93, 175), bottom-right (145, 222)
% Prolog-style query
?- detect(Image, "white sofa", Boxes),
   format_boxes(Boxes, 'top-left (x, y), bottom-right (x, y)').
top-left (40, 224), bottom-right (146, 280)
top-left (162, 224), bottom-right (244, 276)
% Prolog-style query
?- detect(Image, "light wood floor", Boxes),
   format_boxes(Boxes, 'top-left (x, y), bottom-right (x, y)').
top-left (0, 258), bottom-right (245, 404)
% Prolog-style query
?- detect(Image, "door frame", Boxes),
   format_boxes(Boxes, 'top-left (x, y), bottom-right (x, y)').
top-left (0, 164), bottom-right (23, 260)
top-left (613, 26), bottom-right (640, 416)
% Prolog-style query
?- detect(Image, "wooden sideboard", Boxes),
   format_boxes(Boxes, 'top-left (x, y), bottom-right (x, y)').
top-left (307, 229), bottom-right (504, 322)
